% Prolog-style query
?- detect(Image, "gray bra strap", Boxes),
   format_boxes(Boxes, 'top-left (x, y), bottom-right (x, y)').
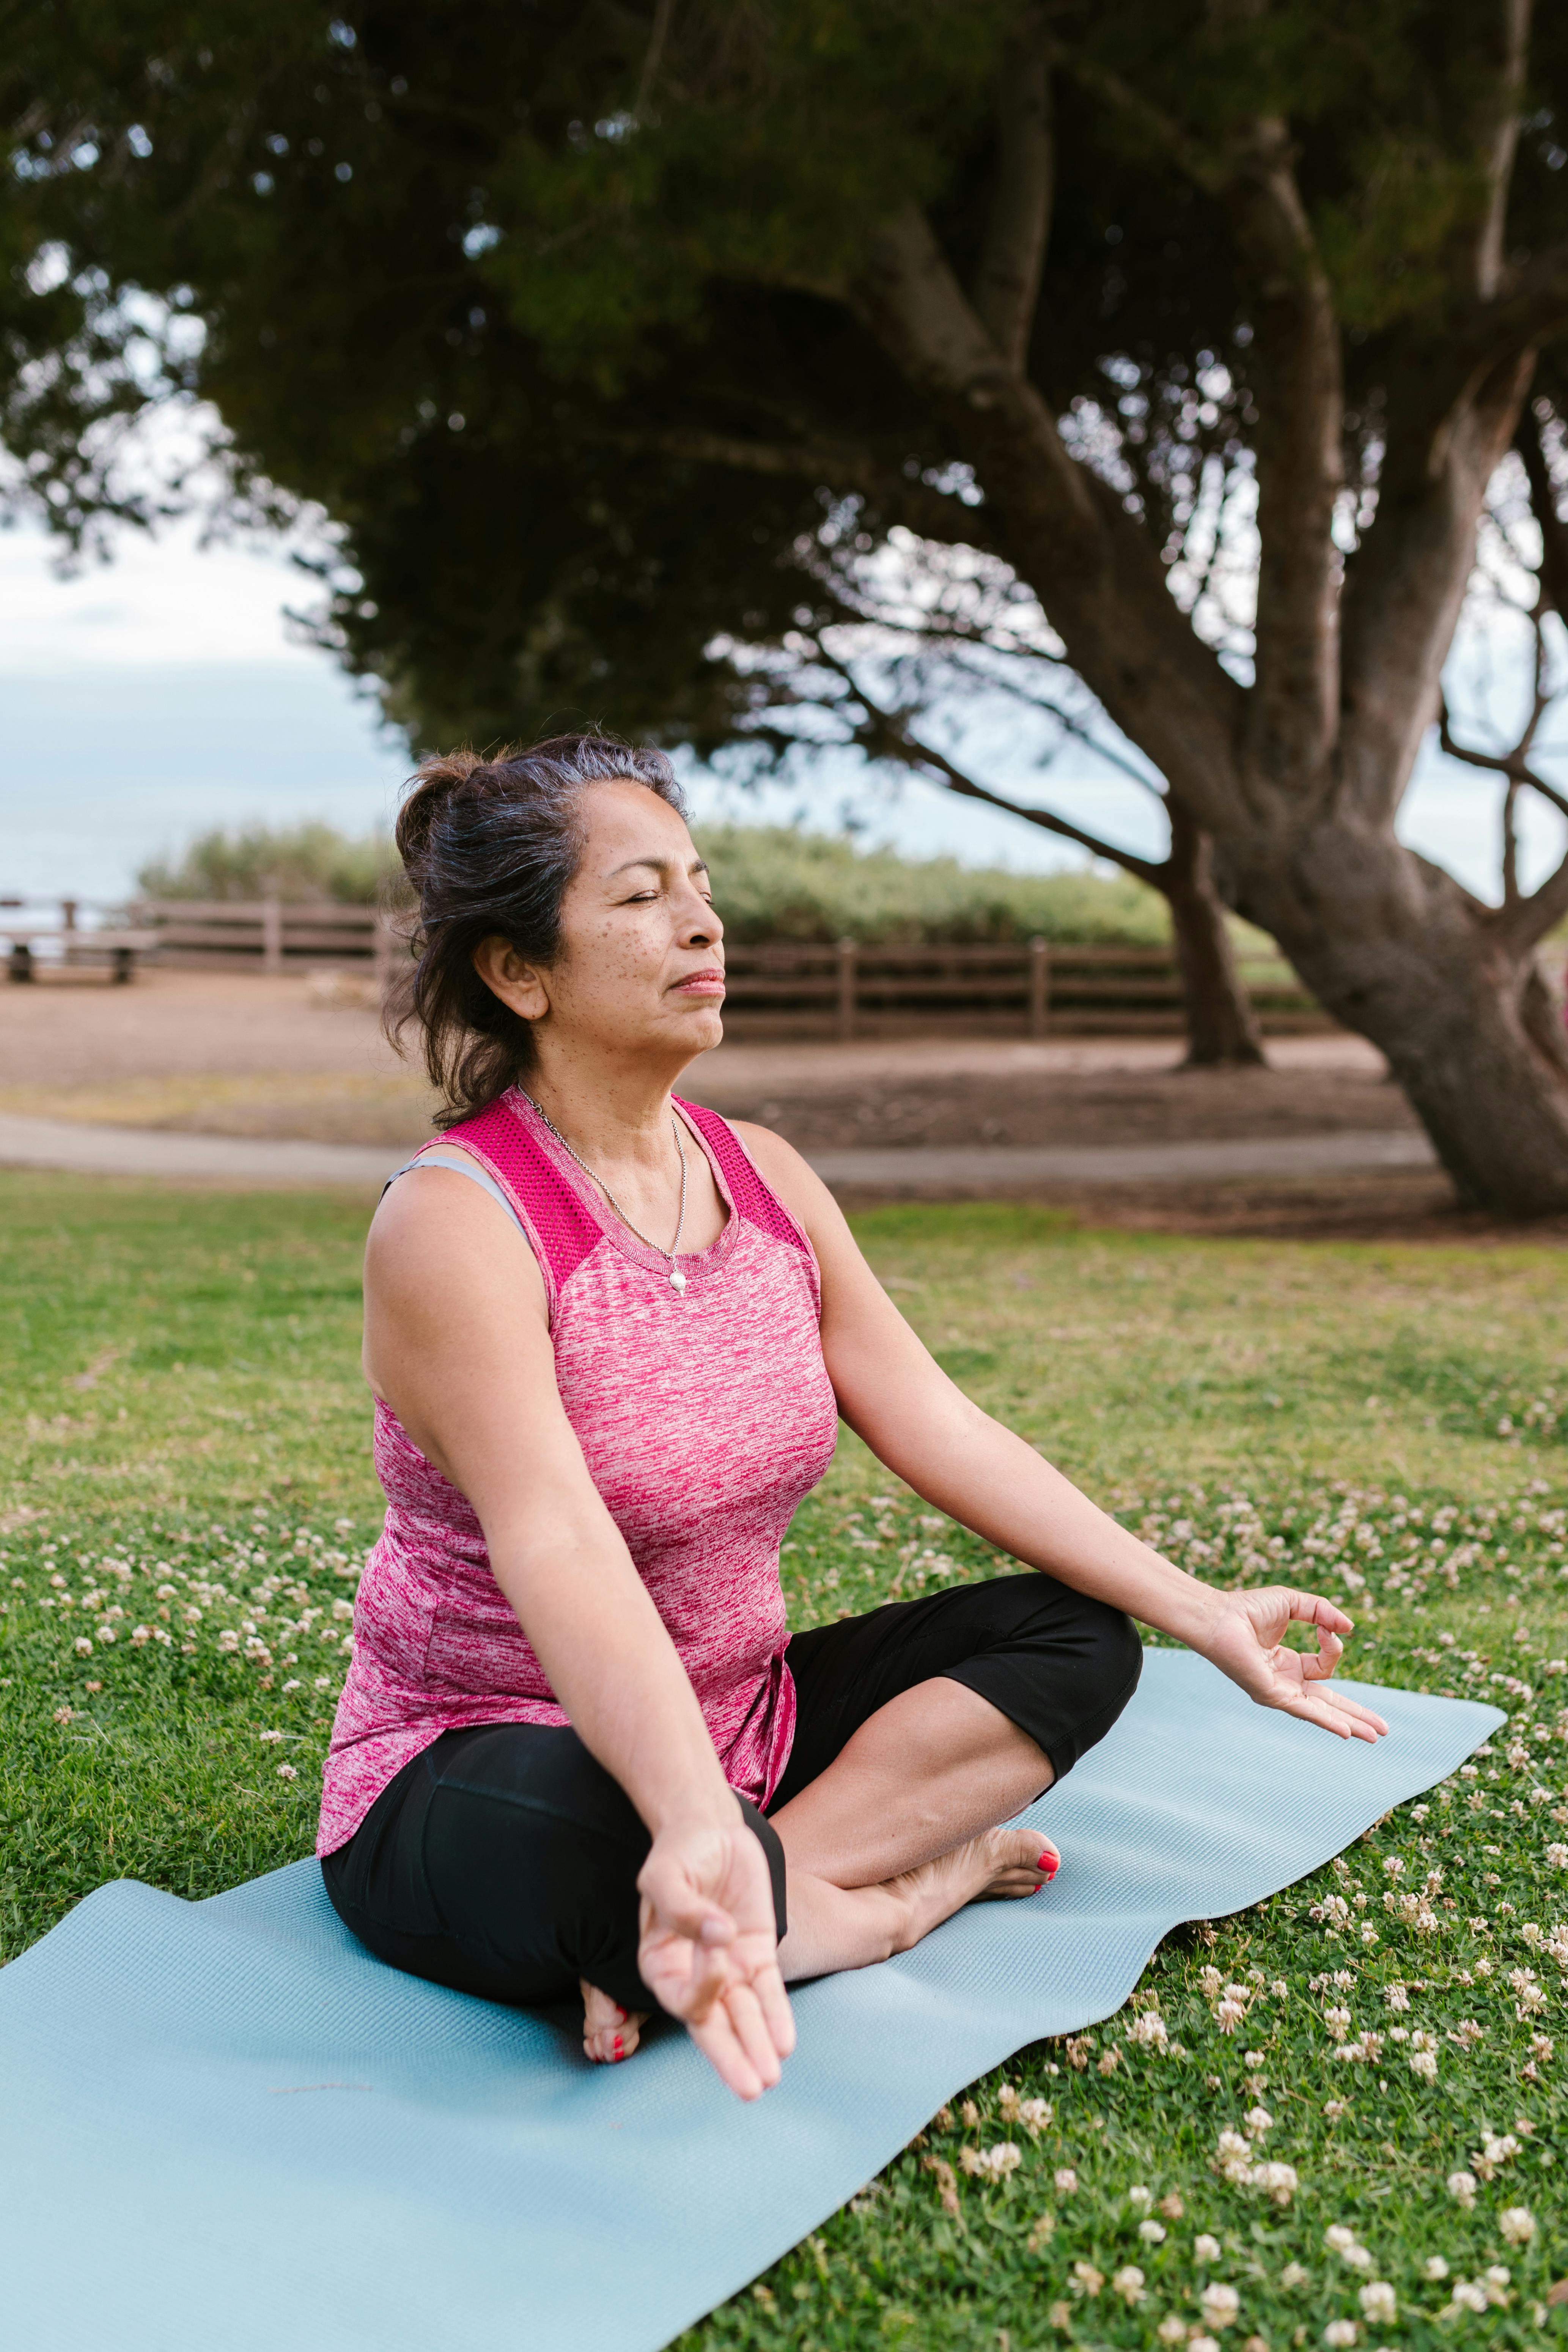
top-left (384, 1151), bottom-right (524, 1232)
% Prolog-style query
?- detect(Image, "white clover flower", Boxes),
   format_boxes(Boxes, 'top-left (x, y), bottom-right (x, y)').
top-left (1199, 1966), bottom-right (1224, 1998)
top-left (1128, 2011), bottom-right (1170, 2049)
top-left (1498, 2207), bottom-right (1535, 2246)
top-left (1384, 1983), bottom-right (1409, 2011)
top-left (1157, 2318), bottom-right (1188, 2346)
top-left (275, 1763), bottom-right (298, 1781)
top-left (1424, 2256), bottom-right (1450, 2282)
top-left (1359, 2281), bottom-right (1397, 2324)
top-left (1215, 2130), bottom-right (1253, 2183)
top-left (1324, 2226), bottom-right (1373, 2270)
top-left (1054, 2166), bottom-right (1077, 2194)
top-left (1194, 2233), bottom-right (1222, 2262)
top-left (1450, 2281), bottom-right (1488, 2313)
top-left (1216, 1998), bottom-right (1247, 2033)
top-left (1383, 1856), bottom-right (1405, 1878)
top-left (1325, 2006), bottom-right (1353, 2035)
top-left (129, 1625), bottom-right (151, 1646)
top-left (94, 1624), bottom-right (116, 1644)
top-left (1200, 2281), bottom-right (1240, 2328)
top-left (1127, 2183), bottom-right (1153, 2211)
top-left (1244, 2105), bottom-right (1274, 2139)
top-left (1547, 1844), bottom-right (1568, 1868)
top-left (1016, 2097), bottom-right (1051, 2133)
top-left (73, 1635), bottom-right (92, 1655)
top-left (1280, 2262), bottom-right (1308, 2289)
top-left (258, 1728), bottom-right (284, 1744)
top-left (1447, 2170), bottom-right (1478, 2209)
top-left (1322, 2322), bottom-right (1358, 2348)
top-left (1409, 2048), bottom-right (1438, 2082)
top-left (1249, 2162), bottom-right (1298, 2206)
top-left (1111, 2264), bottom-right (1145, 2305)
top-left (1070, 2259), bottom-right (1103, 2297)
top-left (1189, 2338), bottom-right (1220, 2352)
top-left (1139, 2218), bottom-right (1167, 2243)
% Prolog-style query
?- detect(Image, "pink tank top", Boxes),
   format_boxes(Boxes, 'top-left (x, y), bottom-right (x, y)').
top-left (316, 1090), bottom-right (839, 1856)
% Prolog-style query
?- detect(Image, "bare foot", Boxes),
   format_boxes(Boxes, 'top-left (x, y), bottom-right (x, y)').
top-left (889, 1827), bottom-right (1058, 1951)
top-left (580, 1979), bottom-right (650, 2065)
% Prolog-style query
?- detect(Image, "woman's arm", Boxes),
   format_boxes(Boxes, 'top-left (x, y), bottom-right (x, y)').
top-left (740, 1130), bottom-right (1387, 1746)
top-left (363, 1170), bottom-right (795, 2093)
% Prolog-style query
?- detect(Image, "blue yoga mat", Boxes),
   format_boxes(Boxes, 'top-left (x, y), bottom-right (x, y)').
top-left (0, 1650), bottom-right (1499, 2352)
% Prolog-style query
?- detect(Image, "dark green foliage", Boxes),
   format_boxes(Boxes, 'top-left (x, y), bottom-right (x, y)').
top-left (5, 3), bottom-right (1565, 754)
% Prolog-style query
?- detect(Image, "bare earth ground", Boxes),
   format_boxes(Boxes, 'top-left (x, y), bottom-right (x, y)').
top-left (2, 965), bottom-right (1562, 1243)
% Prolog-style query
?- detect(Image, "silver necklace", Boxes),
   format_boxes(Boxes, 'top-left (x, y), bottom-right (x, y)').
top-left (521, 1092), bottom-right (690, 1292)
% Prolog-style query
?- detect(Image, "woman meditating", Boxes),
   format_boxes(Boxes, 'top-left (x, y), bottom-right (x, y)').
top-left (319, 733), bottom-right (1388, 2102)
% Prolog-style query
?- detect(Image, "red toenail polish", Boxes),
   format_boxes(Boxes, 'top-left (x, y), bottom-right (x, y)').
top-left (613, 2035), bottom-right (623, 2061)
top-left (1038, 1853), bottom-right (1058, 1878)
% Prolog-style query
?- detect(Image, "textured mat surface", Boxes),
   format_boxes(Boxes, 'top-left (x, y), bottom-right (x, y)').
top-left (0, 1649), bottom-right (1499, 2352)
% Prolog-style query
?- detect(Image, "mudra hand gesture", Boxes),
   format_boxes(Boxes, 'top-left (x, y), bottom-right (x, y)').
top-left (637, 1812), bottom-right (796, 2099)
top-left (1198, 1586), bottom-right (1390, 1742)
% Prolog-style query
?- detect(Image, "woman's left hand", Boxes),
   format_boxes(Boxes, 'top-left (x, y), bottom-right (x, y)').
top-left (1196, 1587), bottom-right (1390, 1742)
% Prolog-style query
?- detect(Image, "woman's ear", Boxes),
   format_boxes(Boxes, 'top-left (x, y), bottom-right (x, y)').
top-left (472, 935), bottom-right (550, 1024)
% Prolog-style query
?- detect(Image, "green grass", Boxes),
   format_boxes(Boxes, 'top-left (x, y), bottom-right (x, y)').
top-left (2, 1178), bottom-right (1566, 2346)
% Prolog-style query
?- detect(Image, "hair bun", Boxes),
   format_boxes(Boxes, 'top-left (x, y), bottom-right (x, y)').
top-left (395, 748), bottom-right (492, 870)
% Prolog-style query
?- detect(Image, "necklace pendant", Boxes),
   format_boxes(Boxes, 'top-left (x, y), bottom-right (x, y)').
top-left (668, 1266), bottom-right (687, 1293)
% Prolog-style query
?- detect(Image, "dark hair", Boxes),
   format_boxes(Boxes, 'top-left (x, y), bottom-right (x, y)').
top-left (388, 731), bottom-right (687, 1124)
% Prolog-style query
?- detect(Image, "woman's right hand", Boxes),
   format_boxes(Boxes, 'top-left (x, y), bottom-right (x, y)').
top-left (636, 1811), bottom-right (796, 2100)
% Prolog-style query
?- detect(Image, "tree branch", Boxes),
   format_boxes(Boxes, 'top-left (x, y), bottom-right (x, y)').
top-left (1452, 241), bottom-right (1568, 384)
top-left (863, 709), bottom-right (1169, 885)
top-left (600, 424), bottom-right (996, 547)
top-left (1516, 401), bottom-right (1568, 621)
top-left (1052, 52), bottom-right (1342, 779)
top-left (973, 8), bottom-right (1054, 372)
top-left (798, 640), bottom-right (1170, 884)
top-left (1437, 690), bottom-right (1568, 821)
top-left (1457, 0), bottom-right (1532, 300)
top-left (1219, 116), bottom-right (1343, 783)
top-left (846, 202), bottom-right (1244, 827)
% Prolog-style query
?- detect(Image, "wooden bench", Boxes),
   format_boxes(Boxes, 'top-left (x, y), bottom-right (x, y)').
top-left (3, 926), bottom-right (160, 983)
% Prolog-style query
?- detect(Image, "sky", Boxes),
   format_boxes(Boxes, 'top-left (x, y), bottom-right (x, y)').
top-left (1, 498), bottom-right (1563, 909)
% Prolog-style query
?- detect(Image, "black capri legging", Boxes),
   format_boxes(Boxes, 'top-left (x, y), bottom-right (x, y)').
top-left (321, 1574), bottom-right (1141, 2015)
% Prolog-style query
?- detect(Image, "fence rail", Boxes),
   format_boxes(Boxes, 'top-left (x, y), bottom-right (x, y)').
top-left (717, 938), bottom-right (1331, 1038)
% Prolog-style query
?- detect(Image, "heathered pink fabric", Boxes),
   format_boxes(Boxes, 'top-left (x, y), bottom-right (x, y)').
top-left (317, 1090), bottom-right (838, 1856)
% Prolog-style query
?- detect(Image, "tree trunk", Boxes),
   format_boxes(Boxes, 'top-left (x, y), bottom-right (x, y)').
top-left (1231, 815), bottom-right (1568, 1215)
top-left (1163, 805), bottom-right (1268, 1068)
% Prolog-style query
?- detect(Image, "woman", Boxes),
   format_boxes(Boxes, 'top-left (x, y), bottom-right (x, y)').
top-left (319, 733), bottom-right (1387, 2103)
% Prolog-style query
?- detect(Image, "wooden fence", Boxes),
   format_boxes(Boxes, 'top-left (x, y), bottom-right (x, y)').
top-left (717, 939), bottom-right (1330, 1039)
top-left (129, 898), bottom-right (398, 975)
top-left (92, 901), bottom-right (1332, 1035)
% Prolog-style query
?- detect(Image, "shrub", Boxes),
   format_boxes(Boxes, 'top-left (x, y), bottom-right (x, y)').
top-left (696, 827), bottom-right (1170, 947)
top-left (137, 825), bottom-right (402, 906)
top-left (137, 816), bottom-right (1172, 945)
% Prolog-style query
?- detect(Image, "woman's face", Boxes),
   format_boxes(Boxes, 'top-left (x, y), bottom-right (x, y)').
top-left (473, 781), bottom-right (726, 1071)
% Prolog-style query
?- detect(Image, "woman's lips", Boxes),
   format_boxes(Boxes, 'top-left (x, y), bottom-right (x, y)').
top-left (673, 969), bottom-right (726, 996)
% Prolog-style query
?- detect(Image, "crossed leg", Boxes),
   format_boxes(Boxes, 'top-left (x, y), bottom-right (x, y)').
top-left (769, 1676), bottom-right (1057, 1980)
top-left (582, 1676), bottom-right (1055, 2053)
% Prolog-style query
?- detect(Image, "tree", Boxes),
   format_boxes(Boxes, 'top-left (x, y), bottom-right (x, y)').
top-left (695, 529), bottom-right (1268, 1064)
top-left (6, 2), bottom-right (1568, 1202)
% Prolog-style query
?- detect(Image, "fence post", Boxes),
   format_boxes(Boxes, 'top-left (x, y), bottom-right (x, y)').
top-left (1028, 935), bottom-right (1050, 1037)
top-left (835, 937), bottom-right (858, 1043)
top-left (261, 896), bottom-right (284, 975)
